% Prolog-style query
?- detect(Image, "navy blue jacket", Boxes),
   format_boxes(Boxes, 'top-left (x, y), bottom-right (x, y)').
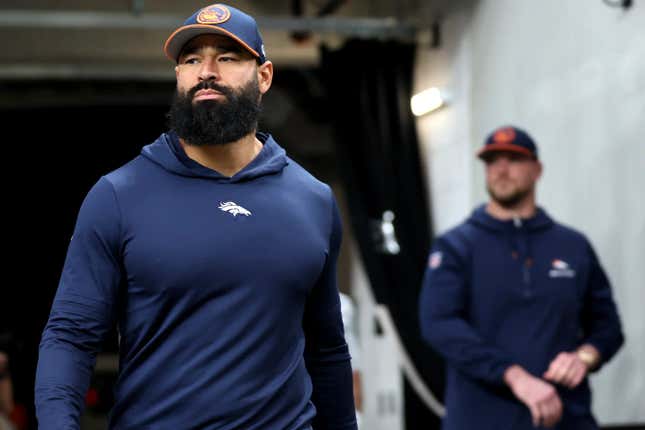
top-left (35, 132), bottom-right (357, 430)
top-left (419, 205), bottom-right (623, 430)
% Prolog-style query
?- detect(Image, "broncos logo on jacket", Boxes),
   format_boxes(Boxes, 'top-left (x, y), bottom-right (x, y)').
top-left (218, 201), bottom-right (252, 217)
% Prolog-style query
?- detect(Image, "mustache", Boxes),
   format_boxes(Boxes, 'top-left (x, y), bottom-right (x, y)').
top-left (188, 81), bottom-right (234, 99)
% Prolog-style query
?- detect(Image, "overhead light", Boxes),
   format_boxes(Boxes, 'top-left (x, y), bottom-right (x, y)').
top-left (410, 87), bottom-right (449, 116)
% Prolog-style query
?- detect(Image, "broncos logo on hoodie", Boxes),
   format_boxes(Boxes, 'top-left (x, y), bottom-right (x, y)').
top-left (218, 201), bottom-right (252, 217)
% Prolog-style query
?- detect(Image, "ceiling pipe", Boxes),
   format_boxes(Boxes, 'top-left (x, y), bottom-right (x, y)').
top-left (0, 10), bottom-right (417, 39)
top-left (131, 0), bottom-right (145, 16)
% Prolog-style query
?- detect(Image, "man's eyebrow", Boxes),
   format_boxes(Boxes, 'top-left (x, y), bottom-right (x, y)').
top-left (180, 42), bottom-right (244, 59)
top-left (179, 45), bottom-right (199, 58)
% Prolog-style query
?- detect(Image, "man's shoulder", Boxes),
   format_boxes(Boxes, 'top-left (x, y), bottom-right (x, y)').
top-left (433, 220), bottom-right (478, 257)
top-left (437, 217), bottom-right (479, 243)
top-left (283, 156), bottom-right (332, 198)
top-left (101, 155), bottom-right (150, 191)
top-left (546, 217), bottom-right (591, 245)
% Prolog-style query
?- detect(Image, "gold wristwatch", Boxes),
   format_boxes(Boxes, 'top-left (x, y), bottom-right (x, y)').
top-left (576, 348), bottom-right (597, 369)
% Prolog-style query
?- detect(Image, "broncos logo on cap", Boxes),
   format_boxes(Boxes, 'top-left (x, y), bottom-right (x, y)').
top-left (493, 127), bottom-right (516, 144)
top-left (197, 4), bottom-right (232, 25)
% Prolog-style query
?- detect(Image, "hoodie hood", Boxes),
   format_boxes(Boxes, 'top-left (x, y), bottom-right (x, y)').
top-left (468, 204), bottom-right (554, 233)
top-left (141, 131), bottom-right (288, 183)
top-left (468, 204), bottom-right (554, 267)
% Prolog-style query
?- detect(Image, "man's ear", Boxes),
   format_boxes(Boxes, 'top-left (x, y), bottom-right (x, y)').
top-left (257, 61), bottom-right (273, 95)
top-left (535, 160), bottom-right (544, 181)
top-left (175, 65), bottom-right (180, 80)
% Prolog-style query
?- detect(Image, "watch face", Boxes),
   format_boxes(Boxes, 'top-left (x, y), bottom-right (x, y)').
top-left (577, 350), bottom-right (595, 366)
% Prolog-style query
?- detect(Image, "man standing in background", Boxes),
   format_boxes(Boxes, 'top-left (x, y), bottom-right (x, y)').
top-left (419, 126), bottom-right (623, 429)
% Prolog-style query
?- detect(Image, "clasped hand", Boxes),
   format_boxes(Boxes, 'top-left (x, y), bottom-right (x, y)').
top-left (505, 352), bottom-right (589, 428)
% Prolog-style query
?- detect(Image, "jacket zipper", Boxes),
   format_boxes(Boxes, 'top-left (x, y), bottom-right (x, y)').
top-left (514, 215), bottom-right (533, 298)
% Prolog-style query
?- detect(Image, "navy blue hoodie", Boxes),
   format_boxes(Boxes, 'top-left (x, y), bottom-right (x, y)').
top-left (419, 205), bottom-right (623, 430)
top-left (36, 132), bottom-right (357, 430)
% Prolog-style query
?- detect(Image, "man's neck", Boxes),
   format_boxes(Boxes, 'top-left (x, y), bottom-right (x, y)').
top-left (486, 198), bottom-right (537, 221)
top-left (179, 133), bottom-right (263, 177)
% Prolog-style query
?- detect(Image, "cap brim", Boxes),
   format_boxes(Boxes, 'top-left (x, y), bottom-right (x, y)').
top-left (477, 142), bottom-right (536, 160)
top-left (164, 24), bottom-right (261, 62)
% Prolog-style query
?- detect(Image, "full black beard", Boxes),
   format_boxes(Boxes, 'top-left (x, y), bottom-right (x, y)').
top-left (167, 77), bottom-right (262, 146)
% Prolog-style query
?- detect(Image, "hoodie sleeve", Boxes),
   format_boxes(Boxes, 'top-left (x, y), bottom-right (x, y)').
top-left (579, 241), bottom-right (624, 369)
top-left (35, 177), bottom-right (123, 430)
top-left (419, 235), bottom-right (514, 385)
top-left (302, 195), bottom-right (357, 430)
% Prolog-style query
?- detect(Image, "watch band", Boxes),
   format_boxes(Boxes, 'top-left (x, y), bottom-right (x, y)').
top-left (577, 348), bottom-right (597, 368)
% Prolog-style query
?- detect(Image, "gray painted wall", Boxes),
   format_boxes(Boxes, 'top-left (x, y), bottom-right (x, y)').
top-left (415, 0), bottom-right (644, 424)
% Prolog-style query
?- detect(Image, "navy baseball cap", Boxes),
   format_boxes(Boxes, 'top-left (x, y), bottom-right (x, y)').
top-left (477, 126), bottom-right (539, 160)
top-left (164, 3), bottom-right (267, 64)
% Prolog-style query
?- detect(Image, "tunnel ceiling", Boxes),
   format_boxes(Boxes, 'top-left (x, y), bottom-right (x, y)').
top-left (0, 0), bottom-right (454, 80)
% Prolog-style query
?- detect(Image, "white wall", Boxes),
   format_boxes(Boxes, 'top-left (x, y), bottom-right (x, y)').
top-left (414, 6), bottom-right (475, 233)
top-left (351, 240), bottom-right (404, 430)
top-left (414, 0), bottom-right (645, 424)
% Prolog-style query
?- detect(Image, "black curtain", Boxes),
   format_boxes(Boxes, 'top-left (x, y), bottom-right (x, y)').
top-left (322, 40), bottom-right (444, 429)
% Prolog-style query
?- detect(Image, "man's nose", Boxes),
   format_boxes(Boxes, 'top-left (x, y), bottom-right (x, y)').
top-left (198, 58), bottom-right (220, 81)
top-left (490, 156), bottom-right (511, 173)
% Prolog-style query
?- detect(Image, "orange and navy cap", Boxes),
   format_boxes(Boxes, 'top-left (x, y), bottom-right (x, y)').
top-left (477, 126), bottom-right (538, 161)
top-left (164, 3), bottom-right (267, 64)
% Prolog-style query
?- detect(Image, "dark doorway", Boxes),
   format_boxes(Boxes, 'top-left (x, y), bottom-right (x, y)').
top-left (2, 79), bottom-right (174, 428)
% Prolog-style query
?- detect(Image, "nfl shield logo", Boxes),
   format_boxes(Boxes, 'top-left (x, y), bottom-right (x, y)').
top-left (429, 251), bottom-right (442, 269)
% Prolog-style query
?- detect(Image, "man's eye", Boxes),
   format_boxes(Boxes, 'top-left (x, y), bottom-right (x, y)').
top-left (183, 58), bottom-right (199, 64)
top-left (219, 56), bottom-right (237, 62)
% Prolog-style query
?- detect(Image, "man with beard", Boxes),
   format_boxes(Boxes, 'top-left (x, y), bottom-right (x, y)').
top-left (418, 126), bottom-right (623, 430)
top-left (35, 4), bottom-right (357, 430)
